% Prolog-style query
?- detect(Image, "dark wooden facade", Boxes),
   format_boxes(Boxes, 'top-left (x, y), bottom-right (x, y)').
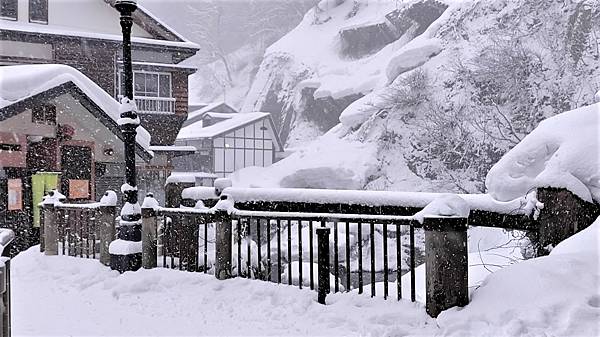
top-left (0, 29), bottom-right (197, 145)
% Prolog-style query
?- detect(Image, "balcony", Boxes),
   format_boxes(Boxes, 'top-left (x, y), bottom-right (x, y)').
top-left (134, 96), bottom-right (176, 114)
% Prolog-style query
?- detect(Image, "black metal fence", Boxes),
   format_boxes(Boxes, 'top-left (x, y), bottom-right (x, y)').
top-left (156, 207), bottom-right (420, 302)
top-left (0, 228), bottom-right (15, 337)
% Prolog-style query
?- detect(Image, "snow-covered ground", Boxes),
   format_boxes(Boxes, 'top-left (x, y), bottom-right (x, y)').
top-left (11, 217), bottom-right (599, 336)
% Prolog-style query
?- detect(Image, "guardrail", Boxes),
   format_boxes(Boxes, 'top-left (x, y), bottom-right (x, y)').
top-left (41, 191), bottom-right (117, 266)
top-left (0, 229), bottom-right (15, 337)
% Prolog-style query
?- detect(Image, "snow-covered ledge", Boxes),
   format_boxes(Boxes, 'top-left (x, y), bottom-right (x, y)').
top-left (486, 102), bottom-right (600, 255)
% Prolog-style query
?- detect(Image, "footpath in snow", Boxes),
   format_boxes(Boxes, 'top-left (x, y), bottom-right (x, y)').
top-left (11, 216), bottom-right (599, 337)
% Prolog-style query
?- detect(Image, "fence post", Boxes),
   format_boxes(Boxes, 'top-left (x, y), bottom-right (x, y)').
top-left (42, 204), bottom-right (58, 255)
top-left (141, 194), bottom-right (159, 269)
top-left (423, 216), bottom-right (469, 318)
top-left (0, 259), bottom-right (10, 337)
top-left (316, 227), bottom-right (331, 305)
top-left (535, 188), bottom-right (599, 255)
top-left (214, 194), bottom-right (233, 280)
top-left (165, 182), bottom-right (194, 208)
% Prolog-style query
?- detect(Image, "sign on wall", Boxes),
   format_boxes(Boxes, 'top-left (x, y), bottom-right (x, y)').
top-left (7, 179), bottom-right (22, 211)
top-left (69, 179), bottom-right (90, 199)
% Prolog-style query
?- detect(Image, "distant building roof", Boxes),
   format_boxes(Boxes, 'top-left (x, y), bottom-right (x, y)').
top-left (184, 102), bottom-right (238, 127)
top-left (178, 112), bottom-right (270, 140)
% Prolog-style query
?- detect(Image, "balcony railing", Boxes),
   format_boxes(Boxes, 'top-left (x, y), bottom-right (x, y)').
top-left (134, 96), bottom-right (176, 114)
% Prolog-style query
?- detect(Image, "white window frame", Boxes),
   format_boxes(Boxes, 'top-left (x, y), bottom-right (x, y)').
top-left (0, 0), bottom-right (18, 20)
top-left (118, 70), bottom-right (172, 99)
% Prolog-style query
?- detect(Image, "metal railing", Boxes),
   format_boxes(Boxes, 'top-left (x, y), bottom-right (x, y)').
top-left (135, 96), bottom-right (176, 114)
top-left (43, 202), bottom-right (116, 266)
top-left (0, 229), bottom-right (15, 337)
top-left (155, 207), bottom-right (420, 302)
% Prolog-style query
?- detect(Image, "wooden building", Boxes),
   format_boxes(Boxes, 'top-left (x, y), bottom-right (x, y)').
top-left (174, 103), bottom-right (284, 178)
top-left (0, 0), bottom-right (199, 203)
top-left (0, 64), bottom-right (153, 251)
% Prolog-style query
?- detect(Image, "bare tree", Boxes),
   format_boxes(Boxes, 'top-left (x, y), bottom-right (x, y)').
top-left (187, 2), bottom-right (233, 84)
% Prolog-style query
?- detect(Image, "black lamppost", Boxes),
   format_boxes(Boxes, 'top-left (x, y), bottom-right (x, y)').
top-left (110, 0), bottom-right (142, 272)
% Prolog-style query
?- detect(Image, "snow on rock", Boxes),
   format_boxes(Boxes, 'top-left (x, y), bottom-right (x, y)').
top-left (231, 127), bottom-right (378, 190)
top-left (595, 89), bottom-right (600, 103)
top-left (413, 194), bottom-right (470, 224)
top-left (437, 216), bottom-right (600, 337)
top-left (0, 65), bottom-right (152, 151)
top-left (486, 103), bottom-right (600, 203)
top-left (386, 38), bottom-right (442, 83)
top-left (99, 190), bottom-right (117, 207)
top-left (108, 239), bottom-right (142, 255)
top-left (281, 261), bottom-right (345, 292)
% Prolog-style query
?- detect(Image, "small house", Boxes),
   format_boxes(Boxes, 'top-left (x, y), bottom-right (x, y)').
top-left (174, 103), bottom-right (283, 178)
top-left (0, 64), bottom-right (153, 249)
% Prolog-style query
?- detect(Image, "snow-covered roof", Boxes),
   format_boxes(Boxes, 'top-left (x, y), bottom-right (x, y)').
top-left (178, 112), bottom-right (270, 140)
top-left (185, 102), bottom-right (237, 126)
top-left (0, 64), bottom-right (153, 157)
top-left (166, 172), bottom-right (218, 184)
top-left (486, 102), bottom-right (600, 203)
top-left (1, 19), bottom-right (199, 50)
top-left (149, 145), bottom-right (196, 152)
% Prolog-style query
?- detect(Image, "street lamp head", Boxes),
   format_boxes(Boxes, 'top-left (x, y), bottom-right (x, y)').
top-left (115, 0), bottom-right (137, 14)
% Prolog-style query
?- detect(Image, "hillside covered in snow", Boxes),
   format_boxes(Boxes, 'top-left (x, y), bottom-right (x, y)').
top-left (240, 0), bottom-right (600, 193)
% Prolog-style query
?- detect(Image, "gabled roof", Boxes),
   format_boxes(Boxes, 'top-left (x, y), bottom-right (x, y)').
top-left (177, 112), bottom-right (284, 152)
top-left (104, 1), bottom-right (194, 45)
top-left (0, 64), bottom-right (153, 161)
top-left (184, 102), bottom-right (238, 127)
top-left (1, 19), bottom-right (199, 51)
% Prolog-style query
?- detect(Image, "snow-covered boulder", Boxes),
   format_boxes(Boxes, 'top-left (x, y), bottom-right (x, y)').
top-left (486, 103), bottom-right (600, 203)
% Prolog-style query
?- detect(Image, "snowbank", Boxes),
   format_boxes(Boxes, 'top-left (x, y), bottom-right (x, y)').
top-left (0, 64), bottom-right (152, 152)
top-left (437, 216), bottom-right (600, 337)
top-left (12, 247), bottom-right (436, 336)
top-left (486, 103), bottom-right (600, 203)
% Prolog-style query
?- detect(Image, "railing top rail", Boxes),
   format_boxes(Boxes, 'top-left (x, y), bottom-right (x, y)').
top-left (157, 207), bottom-right (216, 216)
top-left (55, 202), bottom-right (102, 210)
top-left (232, 209), bottom-right (416, 224)
top-left (136, 96), bottom-right (176, 102)
top-left (182, 186), bottom-right (532, 216)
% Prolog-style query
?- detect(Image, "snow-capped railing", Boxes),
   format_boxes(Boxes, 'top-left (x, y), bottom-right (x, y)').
top-left (40, 191), bottom-right (118, 266)
top-left (0, 228), bottom-right (14, 337)
top-left (135, 96), bottom-right (176, 114)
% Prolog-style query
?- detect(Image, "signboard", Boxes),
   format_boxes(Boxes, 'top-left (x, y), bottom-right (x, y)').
top-left (69, 179), bottom-right (89, 199)
top-left (7, 179), bottom-right (22, 211)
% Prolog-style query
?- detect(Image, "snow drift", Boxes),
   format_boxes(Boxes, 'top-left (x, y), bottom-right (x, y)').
top-left (486, 103), bottom-right (600, 203)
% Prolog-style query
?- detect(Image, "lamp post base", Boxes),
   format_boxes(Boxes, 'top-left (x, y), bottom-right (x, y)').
top-left (110, 253), bottom-right (142, 273)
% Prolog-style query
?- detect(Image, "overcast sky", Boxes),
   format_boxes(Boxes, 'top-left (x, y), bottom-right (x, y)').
top-left (140, 0), bottom-right (316, 56)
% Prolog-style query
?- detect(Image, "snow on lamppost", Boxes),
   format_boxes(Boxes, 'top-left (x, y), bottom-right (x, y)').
top-left (109, 0), bottom-right (142, 272)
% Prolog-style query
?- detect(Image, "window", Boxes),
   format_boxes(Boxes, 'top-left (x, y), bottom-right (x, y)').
top-left (29, 0), bottom-right (48, 24)
top-left (119, 71), bottom-right (172, 98)
top-left (0, 0), bottom-right (17, 20)
top-left (32, 104), bottom-right (56, 125)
